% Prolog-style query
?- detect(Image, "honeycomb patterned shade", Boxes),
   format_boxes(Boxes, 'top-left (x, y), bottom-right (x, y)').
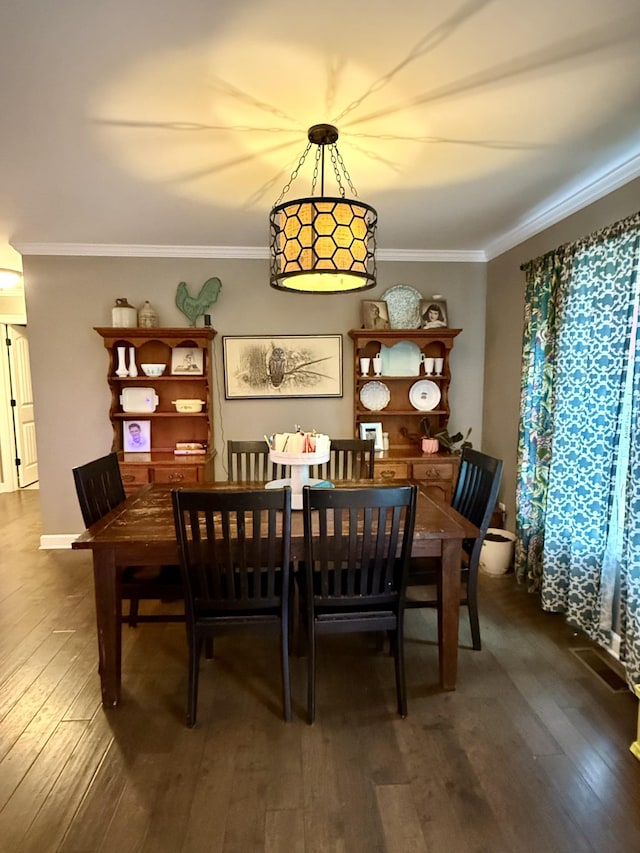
top-left (270, 197), bottom-right (377, 293)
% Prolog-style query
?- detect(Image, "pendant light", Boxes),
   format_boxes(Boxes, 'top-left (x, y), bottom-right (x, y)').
top-left (269, 124), bottom-right (377, 294)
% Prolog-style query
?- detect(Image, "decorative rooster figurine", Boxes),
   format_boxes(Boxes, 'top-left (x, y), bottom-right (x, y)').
top-left (175, 276), bottom-right (222, 326)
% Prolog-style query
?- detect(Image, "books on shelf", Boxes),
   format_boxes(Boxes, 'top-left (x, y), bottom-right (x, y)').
top-left (174, 441), bottom-right (207, 456)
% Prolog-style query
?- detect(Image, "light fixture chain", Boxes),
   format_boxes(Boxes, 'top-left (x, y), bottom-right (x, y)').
top-left (334, 145), bottom-right (358, 198)
top-left (274, 140), bottom-right (313, 205)
top-left (310, 146), bottom-right (321, 196)
top-left (329, 146), bottom-right (346, 198)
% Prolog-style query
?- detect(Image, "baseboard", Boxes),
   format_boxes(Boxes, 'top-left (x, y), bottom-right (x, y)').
top-left (40, 534), bottom-right (78, 550)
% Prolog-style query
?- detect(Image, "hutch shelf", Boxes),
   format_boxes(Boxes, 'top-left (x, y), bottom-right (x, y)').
top-left (348, 328), bottom-right (462, 502)
top-left (95, 327), bottom-right (216, 493)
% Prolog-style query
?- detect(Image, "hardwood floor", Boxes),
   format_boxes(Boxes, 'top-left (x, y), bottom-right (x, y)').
top-left (1, 489), bottom-right (639, 852)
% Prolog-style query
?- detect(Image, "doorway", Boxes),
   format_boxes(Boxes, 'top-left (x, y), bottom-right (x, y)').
top-left (0, 324), bottom-right (39, 491)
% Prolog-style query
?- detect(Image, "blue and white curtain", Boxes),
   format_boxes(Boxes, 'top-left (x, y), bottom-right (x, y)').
top-left (516, 212), bottom-right (640, 688)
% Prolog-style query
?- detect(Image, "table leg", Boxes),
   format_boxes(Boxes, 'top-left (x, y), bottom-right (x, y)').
top-left (92, 549), bottom-right (121, 708)
top-left (438, 538), bottom-right (462, 690)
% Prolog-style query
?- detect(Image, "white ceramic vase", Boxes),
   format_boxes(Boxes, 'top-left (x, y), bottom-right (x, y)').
top-left (115, 346), bottom-right (128, 377)
top-left (128, 347), bottom-right (138, 377)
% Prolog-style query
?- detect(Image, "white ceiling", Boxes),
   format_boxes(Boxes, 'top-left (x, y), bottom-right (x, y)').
top-left (2, 0), bottom-right (640, 263)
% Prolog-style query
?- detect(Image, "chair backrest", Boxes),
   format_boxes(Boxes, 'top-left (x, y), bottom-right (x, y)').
top-left (309, 438), bottom-right (375, 481)
top-left (227, 440), bottom-right (289, 482)
top-left (451, 447), bottom-right (503, 557)
top-left (302, 484), bottom-right (417, 608)
top-left (72, 452), bottom-right (126, 527)
top-left (172, 486), bottom-right (292, 616)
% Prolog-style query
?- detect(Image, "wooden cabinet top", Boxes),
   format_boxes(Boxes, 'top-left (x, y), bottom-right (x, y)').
top-left (349, 328), bottom-right (461, 345)
top-left (95, 327), bottom-right (216, 344)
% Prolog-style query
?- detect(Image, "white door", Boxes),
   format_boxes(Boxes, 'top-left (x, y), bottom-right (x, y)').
top-left (7, 325), bottom-right (38, 487)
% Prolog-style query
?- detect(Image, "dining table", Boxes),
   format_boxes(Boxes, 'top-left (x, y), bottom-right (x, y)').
top-left (72, 480), bottom-right (479, 708)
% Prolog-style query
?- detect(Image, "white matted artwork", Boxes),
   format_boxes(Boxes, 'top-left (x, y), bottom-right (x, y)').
top-left (171, 347), bottom-right (204, 375)
top-left (359, 421), bottom-right (383, 451)
top-left (123, 419), bottom-right (151, 452)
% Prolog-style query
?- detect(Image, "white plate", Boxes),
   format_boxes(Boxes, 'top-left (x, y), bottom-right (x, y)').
top-left (381, 285), bottom-right (423, 329)
top-left (360, 380), bottom-right (391, 411)
top-left (408, 379), bottom-right (441, 411)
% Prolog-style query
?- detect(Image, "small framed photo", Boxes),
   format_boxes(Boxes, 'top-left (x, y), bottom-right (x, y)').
top-left (362, 300), bottom-right (390, 330)
top-left (420, 299), bottom-right (448, 329)
top-left (123, 419), bottom-right (151, 452)
top-left (171, 347), bottom-right (204, 375)
top-left (359, 421), bottom-right (384, 451)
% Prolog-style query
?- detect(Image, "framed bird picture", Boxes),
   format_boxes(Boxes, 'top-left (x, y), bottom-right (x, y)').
top-left (222, 335), bottom-right (343, 399)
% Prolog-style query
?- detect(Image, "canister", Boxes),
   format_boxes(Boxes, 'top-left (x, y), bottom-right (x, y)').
top-left (112, 298), bottom-right (138, 327)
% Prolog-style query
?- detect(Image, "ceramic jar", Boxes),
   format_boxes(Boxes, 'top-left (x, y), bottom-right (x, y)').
top-left (421, 438), bottom-right (439, 454)
top-left (111, 298), bottom-right (137, 327)
top-left (138, 300), bottom-right (159, 328)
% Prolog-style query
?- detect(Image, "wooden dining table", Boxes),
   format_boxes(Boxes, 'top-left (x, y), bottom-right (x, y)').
top-left (72, 480), bottom-right (478, 708)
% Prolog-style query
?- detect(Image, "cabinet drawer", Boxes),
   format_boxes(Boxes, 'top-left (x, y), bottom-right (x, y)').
top-left (152, 466), bottom-right (200, 485)
top-left (412, 461), bottom-right (455, 483)
top-left (119, 465), bottom-right (150, 488)
top-left (374, 461), bottom-right (409, 481)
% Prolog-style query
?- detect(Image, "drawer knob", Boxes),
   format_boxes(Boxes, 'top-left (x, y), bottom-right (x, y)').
top-left (122, 474), bottom-right (135, 483)
top-left (379, 469), bottom-right (396, 480)
top-left (168, 472), bottom-right (185, 482)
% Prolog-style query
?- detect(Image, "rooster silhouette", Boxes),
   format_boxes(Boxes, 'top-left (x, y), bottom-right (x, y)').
top-left (175, 277), bottom-right (222, 326)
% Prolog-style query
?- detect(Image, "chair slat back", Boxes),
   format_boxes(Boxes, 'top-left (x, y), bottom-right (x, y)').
top-left (302, 485), bottom-right (417, 607)
top-left (451, 447), bottom-right (503, 553)
top-left (72, 452), bottom-right (126, 527)
top-left (309, 438), bottom-right (375, 481)
top-left (227, 440), bottom-right (288, 482)
top-left (172, 487), bottom-right (292, 614)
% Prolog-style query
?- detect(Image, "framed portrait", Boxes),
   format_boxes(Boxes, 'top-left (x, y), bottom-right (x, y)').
top-left (359, 421), bottom-right (383, 451)
top-left (419, 299), bottom-right (448, 330)
top-left (223, 334), bottom-right (343, 399)
top-left (361, 300), bottom-right (390, 330)
top-left (123, 419), bottom-right (151, 452)
top-left (171, 347), bottom-right (204, 375)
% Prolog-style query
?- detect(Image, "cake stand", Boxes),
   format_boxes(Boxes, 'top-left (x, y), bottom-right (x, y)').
top-left (266, 449), bottom-right (331, 510)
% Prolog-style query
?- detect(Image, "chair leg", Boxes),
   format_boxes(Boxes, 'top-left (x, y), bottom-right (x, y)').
top-left (281, 610), bottom-right (292, 722)
top-left (393, 619), bottom-right (407, 718)
top-left (307, 622), bottom-right (316, 725)
top-left (187, 634), bottom-right (202, 727)
top-left (128, 596), bottom-right (140, 628)
top-left (466, 571), bottom-right (482, 651)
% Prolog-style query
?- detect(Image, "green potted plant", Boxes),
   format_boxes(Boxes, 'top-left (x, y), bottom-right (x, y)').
top-left (419, 418), bottom-right (439, 454)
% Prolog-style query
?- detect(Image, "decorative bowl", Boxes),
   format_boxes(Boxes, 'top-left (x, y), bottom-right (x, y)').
top-left (172, 399), bottom-right (205, 413)
top-left (140, 363), bottom-right (166, 377)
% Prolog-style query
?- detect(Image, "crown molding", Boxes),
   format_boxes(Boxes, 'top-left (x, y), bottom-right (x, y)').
top-left (13, 243), bottom-right (271, 259)
top-left (484, 148), bottom-right (640, 261)
top-left (14, 242), bottom-right (486, 263)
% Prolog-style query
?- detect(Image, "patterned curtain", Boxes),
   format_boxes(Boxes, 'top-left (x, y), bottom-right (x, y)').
top-left (516, 212), bottom-right (640, 687)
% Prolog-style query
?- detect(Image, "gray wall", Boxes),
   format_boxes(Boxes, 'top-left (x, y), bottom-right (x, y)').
top-left (23, 255), bottom-right (486, 537)
top-left (484, 177), bottom-right (640, 527)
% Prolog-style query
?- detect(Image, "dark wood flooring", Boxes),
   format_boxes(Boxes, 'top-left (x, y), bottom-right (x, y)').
top-left (1, 489), bottom-right (640, 852)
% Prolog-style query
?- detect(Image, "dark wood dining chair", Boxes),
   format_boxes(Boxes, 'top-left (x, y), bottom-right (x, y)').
top-left (308, 437), bottom-right (375, 481)
top-left (172, 486), bottom-right (293, 726)
top-left (72, 452), bottom-right (183, 626)
top-left (227, 439), bottom-right (289, 482)
top-left (301, 483), bottom-right (417, 723)
top-left (405, 447), bottom-right (503, 650)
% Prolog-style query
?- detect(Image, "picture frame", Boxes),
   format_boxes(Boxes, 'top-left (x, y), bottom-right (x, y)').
top-left (361, 300), bottom-right (390, 330)
top-left (419, 299), bottom-right (448, 329)
top-left (223, 335), bottom-right (343, 399)
top-left (359, 421), bottom-right (384, 451)
top-left (123, 419), bottom-right (151, 452)
top-left (171, 347), bottom-right (204, 375)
